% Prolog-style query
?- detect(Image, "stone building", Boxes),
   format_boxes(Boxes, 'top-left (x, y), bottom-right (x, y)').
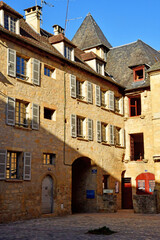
top-left (0, 1), bottom-right (160, 222)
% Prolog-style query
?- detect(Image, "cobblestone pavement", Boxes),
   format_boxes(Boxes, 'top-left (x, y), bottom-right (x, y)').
top-left (1, 210), bottom-right (160, 240)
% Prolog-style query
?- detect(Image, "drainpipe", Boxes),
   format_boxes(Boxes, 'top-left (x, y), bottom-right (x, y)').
top-left (63, 71), bottom-right (72, 166)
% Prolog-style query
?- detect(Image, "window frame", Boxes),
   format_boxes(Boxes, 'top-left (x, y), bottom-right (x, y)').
top-left (43, 153), bottom-right (56, 165)
top-left (4, 13), bottom-right (17, 33)
top-left (6, 151), bottom-right (21, 179)
top-left (77, 116), bottom-right (85, 138)
top-left (15, 99), bottom-right (30, 128)
top-left (44, 107), bottom-right (56, 121)
top-left (133, 65), bottom-right (145, 82)
top-left (129, 95), bottom-right (141, 117)
top-left (16, 55), bottom-right (28, 81)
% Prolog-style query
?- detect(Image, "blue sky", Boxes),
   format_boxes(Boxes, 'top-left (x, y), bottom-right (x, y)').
top-left (4, 0), bottom-right (160, 50)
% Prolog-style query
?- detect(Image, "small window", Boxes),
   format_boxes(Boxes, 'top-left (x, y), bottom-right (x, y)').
top-left (129, 96), bottom-right (141, 117)
top-left (16, 56), bottom-right (28, 80)
top-left (43, 153), bottom-right (56, 165)
top-left (77, 116), bottom-right (85, 138)
top-left (133, 66), bottom-right (145, 82)
top-left (103, 175), bottom-right (109, 189)
top-left (6, 151), bottom-right (22, 179)
top-left (64, 45), bottom-right (73, 60)
top-left (96, 61), bottom-right (103, 74)
top-left (15, 100), bottom-right (30, 128)
top-left (44, 66), bottom-right (54, 77)
top-left (44, 107), bottom-right (56, 120)
top-left (4, 14), bottom-right (17, 33)
top-left (101, 123), bottom-right (108, 143)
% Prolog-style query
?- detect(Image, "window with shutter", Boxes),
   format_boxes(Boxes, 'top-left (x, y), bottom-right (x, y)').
top-left (97, 121), bottom-right (101, 142)
top-left (0, 150), bottom-right (7, 180)
top-left (7, 97), bottom-right (15, 126)
top-left (23, 152), bottom-right (31, 180)
top-left (95, 85), bottom-right (101, 106)
top-left (119, 97), bottom-right (124, 115)
top-left (32, 103), bottom-right (39, 130)
top-left (87, 81), bottom-right (93, 103)
top-left (70, 74), bottom-right (76, 98)
top-left (101, 123), bottom-right (108, 143)
top-left (88, 118), bottom-right (93, 141)
top-left (120, 128), bottom-right (125, 147)
top-left (7, 48), bottom-right (16, 77)
top-left (108, 90), bottom-right (114, 111)
top-left (71, 114), bottom-right (77, 137)
top-left (109, 124), bottom-right (114, 145)
top-left (32, 58), bottom-right (40, 85)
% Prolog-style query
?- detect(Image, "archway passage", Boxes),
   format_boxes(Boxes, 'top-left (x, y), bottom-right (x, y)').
top-left (41, 175), bottom-right (54, 214)
top-left (72, 157), bottom-right (97, 213)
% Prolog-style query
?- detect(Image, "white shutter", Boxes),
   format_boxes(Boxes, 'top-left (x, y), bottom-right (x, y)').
top-left (23, 152), bottom-right (31, 180)
top-left (120, 97), bottom-right (124, 115)
top-left (108, 90), bottom-right (114, 111)
top-left (0, 150), bottom-right (7, 179)
top-left (32, 103), bottom-right (39, 130)
top-left (88, 119), bottom-right (93, 140)
top-left (87, 81), bottom-right (93, 103)
top-left (70, 74), bottom-right (76, 98)
top-left (71, 114), bottom-right (77, 137)
top-left (120, 128), bottom-right (125, 147)
top-left (95, 85), bottom-right (101, 106)
top-left (109, 124), bottom-right (114, 145)
top-left (97, 121), bottom-right (101, 142)
top-left (7, 48), bottom-right (16, 77)
top-left (7, 97), bottom-right (15, 126)
top-left (32, 58), bottom-right (40, 85)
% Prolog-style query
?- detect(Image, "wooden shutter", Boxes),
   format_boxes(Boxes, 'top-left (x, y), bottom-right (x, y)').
top-left (23, 152), bottom-right (31, 180)
top-left (70, 74), bottom-right (76, 98)
top-left (7, 97), bottom-right (15, 126)
top-left (108, 90), bottom-right (114, 111)
top-left (109, 124), bottom-right (114, 144)
top-left (120, 97), bottom-right (124, 115)
top-left (130, 135), bottom-right (134, 160)
top-left (32, 103), bottom-right (39, 130)
top-left (97, 121), bottom-right (101, 142)
top-left (7, 48), bottom-right (16, 77)
top-left (95, 85), bottom-right (101, 106)
top-left (71, 114), bottom-right (77, 137)
top-left (32, 58), bottom-right (40, 85)
top-left (120, 128), bottom-right (125, 147)
top-left (0, 150), bottom-right (7, 179)
top-left (87, 81), bottom-right (93, 103)
top-left (88, 118), bottom-right (93, 140)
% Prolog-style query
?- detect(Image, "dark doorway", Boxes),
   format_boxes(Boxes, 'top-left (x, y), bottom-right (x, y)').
top-left (122, 177), bottom-right (133, 209)
top-left (72, 157), bottom-right (97, 213)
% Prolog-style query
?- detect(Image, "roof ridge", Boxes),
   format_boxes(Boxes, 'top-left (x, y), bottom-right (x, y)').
top-left (138, 39), bottom-right (160, 63)
top-left (110, 40), bottom-right (138, 49)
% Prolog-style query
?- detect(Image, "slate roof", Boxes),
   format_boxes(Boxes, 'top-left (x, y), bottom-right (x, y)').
top-left (72, 13), bottom-right (112, 50)
top-left (147, 61), bottom-right (160, 73)
top-left (105, 40), bottom-right (160, 90)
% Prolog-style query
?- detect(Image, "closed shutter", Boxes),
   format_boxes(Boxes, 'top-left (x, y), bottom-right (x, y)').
top-left (120, 97), bottom-right (124, 115)
top-left (120, 128), bottom-right (125, 147)
top-left (87, 81), bottom-right (93, 103)
top-left (108, 90), bottom-right (114, 111)
top-left (71, 114), bottom-right (77, 137)
top-left (7, 97), bottom-right (15, 126)
top-left (88, 118), bottom-right (93, 140)
top-left (70, 74), bottom-right (76, 98)
top-left (109, 124), bottom-right (114, 145)
top-left (97, 121), bottom-right (101, 142)
top-left (7, 48), bottom-right (16, 77)
top-left (32, 103), bottom-right (39, 130)
top-left (0, 150), bottom-right (7, 179)
top-left (130, 135), bottom-right (134, 160)
top-left (32, 58), bottom-right (40, 85)
top-left (23, 152), bottom-right (31, 180)
top-left (95, 85), bottom-right (101, 106)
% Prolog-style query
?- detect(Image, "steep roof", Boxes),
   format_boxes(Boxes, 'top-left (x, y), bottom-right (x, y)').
top-left (72, 13), bottom-right (112, 50)
top-left (106, 40), bottom-right (160, 90)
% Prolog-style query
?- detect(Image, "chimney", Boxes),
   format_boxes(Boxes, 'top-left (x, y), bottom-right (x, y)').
top-left (53, 25), bottom-right (64, 35)
top-left (24, 6), bottom-right (42, 34)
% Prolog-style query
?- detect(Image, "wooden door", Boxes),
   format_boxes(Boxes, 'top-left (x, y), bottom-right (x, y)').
top-left (122, 178), bottom-right (133, 209)
top-left (42, 176), bottom-right (53, 214)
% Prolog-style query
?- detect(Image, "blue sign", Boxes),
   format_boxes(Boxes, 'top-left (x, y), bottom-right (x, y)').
top-left (86, 190), bottom-right (95, 199)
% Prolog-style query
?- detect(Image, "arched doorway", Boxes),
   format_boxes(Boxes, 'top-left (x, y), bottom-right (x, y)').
top-left (72, 157), bottom-right (97, 213)
top-left (41, 175), bottom-right (54, 214)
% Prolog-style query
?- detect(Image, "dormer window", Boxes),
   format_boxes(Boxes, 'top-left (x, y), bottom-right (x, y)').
top-left (4, 13), bottom-right (16, 32)
top-left (133, 65), bottom-right (145, 82)
top-left (96, 61), bottom-right (104, 75)
top-left (64, 45), bottom-right (74, 60)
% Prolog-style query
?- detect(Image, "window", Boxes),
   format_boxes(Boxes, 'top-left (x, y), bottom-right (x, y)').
top-left (101, 123), bottom-right (108, 143)
top-left (115, 127), bottom-right (120, 146)
top-left (115, 97), bottom-right (120, 113)
top-left (44, 66), bottom-right (54, 78)
top-left (16, 56), bottom-right (28, 80)
top-left (43, 153), bottom-right (56, 165)
top-left (64, 45), bottom-right (73, 60)
top-left (101, 90), bottom-right (107, 107)
top-left (44, 107), bottom-right (56, 120)
top-left (96, 61), bottom-right (103, 74)
top-left (15, 100), bottom-right (29, 128)
top-left (133, 66), bottom-right (145, 82)
top-left (0, 150), bottom-right (31, 180)
top-left (4, 14), bottom-right (17, 33)
top-left (130, 133), bottom-right (144, 161)
top-left (77, 116), bottom-right (85, 138)
top-left (129, 96), bottom-right (141, 117)
top-left (76, 80), bottom-right (85, 100)
top-left (103, 175), bottom-right (109, 189)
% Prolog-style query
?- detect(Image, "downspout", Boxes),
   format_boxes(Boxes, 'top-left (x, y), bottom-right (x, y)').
top-left (63, 70), bottom-right (72, 166)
